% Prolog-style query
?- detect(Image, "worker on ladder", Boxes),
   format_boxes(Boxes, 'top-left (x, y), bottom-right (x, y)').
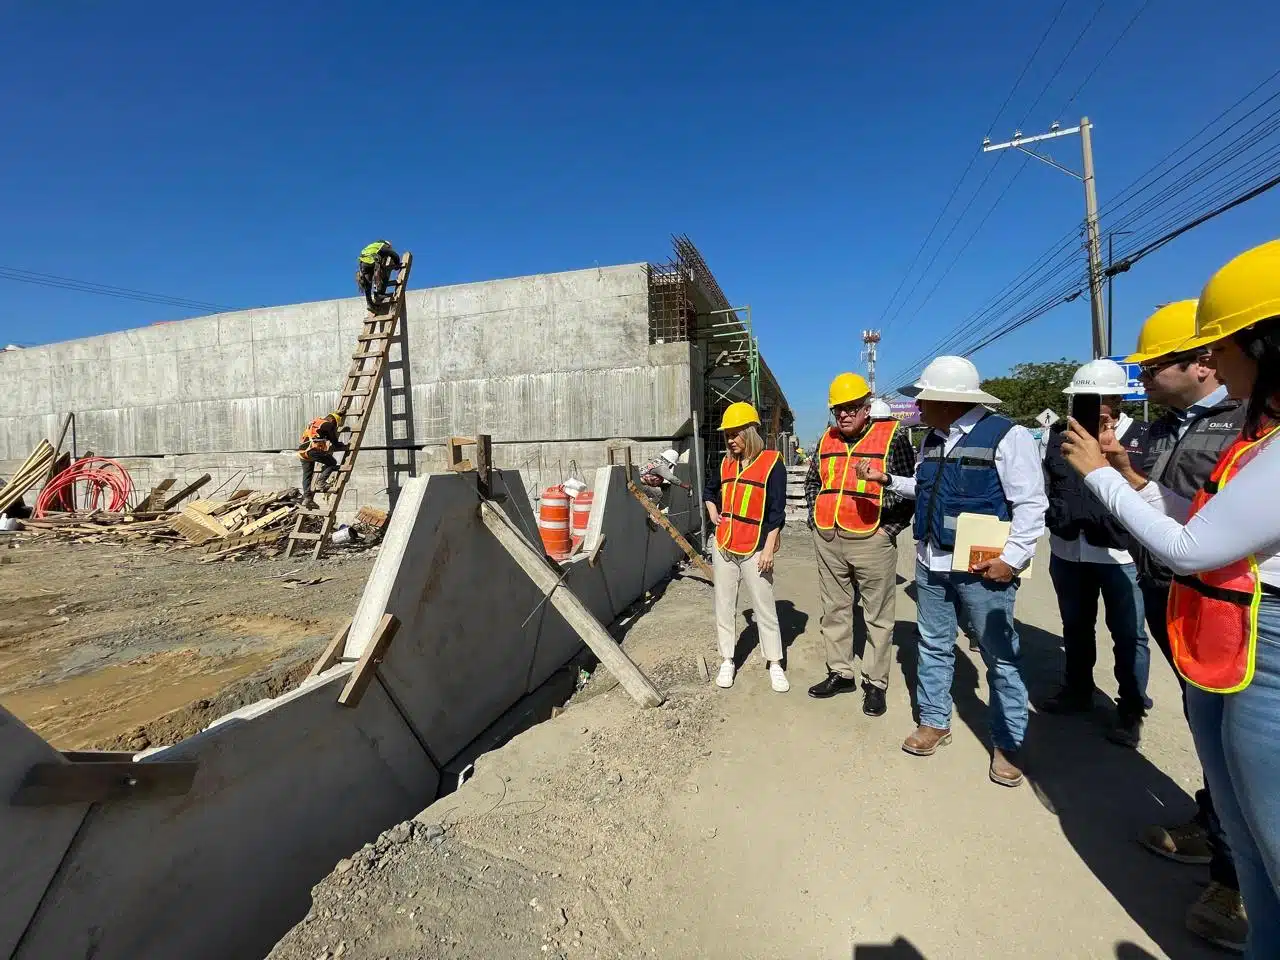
top-left (356, 240), bottom-right (402, 310)
top-left (297, 412), bottom-right (346, 509)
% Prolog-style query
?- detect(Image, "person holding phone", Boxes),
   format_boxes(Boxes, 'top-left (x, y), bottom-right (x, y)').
top-left (1063, 240), bottom-right (1280, 958)
top-left (1040, 360), bottom-right (1152, 747)
top-left (857, 355), bottom-right (1047, 787)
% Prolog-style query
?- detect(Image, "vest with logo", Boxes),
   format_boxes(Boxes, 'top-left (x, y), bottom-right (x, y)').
top-left (1136, 399), bottom-right (1246, 587)
top-left (1167, 424), bottom-right (1279, 693)
top-left (814, 420), bottom-right (898, 537)
top-left (716, 450), bottom-right (781, 557)
top-left (912, 412), bottom-right (1014, 551)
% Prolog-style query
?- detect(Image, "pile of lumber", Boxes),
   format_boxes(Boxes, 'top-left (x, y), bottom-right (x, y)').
top-left (0, 440), bottom-right (56, 513)
top-left (785, 465), bottom-right (808, 525)
top-left (18, 489), bottom-right (304, 563)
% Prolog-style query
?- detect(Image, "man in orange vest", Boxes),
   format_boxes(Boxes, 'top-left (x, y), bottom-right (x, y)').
top-left (297, 412), bottom-right (346, 509)
top-left (804, 373), bottom-right (916, 716)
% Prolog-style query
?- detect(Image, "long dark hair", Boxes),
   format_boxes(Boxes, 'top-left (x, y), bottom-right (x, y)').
top-left (1234, 315), bottom-right (1280, 440)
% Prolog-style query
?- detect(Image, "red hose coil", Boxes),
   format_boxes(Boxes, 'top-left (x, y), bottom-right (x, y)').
top-left (35, 458), bottom-right (135, 517)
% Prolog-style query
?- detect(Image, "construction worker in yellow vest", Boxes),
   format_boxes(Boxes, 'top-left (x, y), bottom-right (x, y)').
top-left (297, 412), bottom-right (346, 509)
top-left (804, 373), bottom-right (916, 717)
top-left (355, 241), bottom-right (402, 310)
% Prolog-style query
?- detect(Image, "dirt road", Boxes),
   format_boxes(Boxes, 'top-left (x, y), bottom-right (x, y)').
top-left (1, 537), bottom-right (373, 749)
top-left (271, 534), bottom-right (1215, 960)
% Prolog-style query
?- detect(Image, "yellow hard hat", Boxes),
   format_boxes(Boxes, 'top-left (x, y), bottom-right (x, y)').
top-left (1181, 239), bottom-right (1280, 353)
top-left (719, 401), bottom-right (761, 431)
top-left (329, 411), bottom-right (345, 425)
top-left (827, 372), bottom-right (871, 408)
top-left (1125, 300), bottom-right (1199, 364)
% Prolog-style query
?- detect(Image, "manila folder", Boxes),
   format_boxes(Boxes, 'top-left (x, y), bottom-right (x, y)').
top-left (950, 512), bottom-right (1034, 578)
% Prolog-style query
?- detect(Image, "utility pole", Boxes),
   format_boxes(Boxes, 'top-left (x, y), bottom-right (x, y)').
top-left (983, 116), bottom-right (1109, 359)
top-left (1080, 118), bottom-right (1107, 359)
top-left (861, 329), bottom-right (881, 394)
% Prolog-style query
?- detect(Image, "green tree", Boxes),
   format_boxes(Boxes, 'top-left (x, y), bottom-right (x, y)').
top-left (980, 359), bottom-right (1081, 424)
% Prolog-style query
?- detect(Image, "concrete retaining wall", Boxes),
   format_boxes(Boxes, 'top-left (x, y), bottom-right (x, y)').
top-left (0, 264), bottom-right (696, 463)
top-left (1, 464), bottom-right (697, 960)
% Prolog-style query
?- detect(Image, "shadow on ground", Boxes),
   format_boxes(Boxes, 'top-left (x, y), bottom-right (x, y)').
top-left (850, 937), bottom-right (1160, 959)
top-left (736, 601), bottom-right (809, 668)
top-left (892, 606), bottom-right (1210, 959)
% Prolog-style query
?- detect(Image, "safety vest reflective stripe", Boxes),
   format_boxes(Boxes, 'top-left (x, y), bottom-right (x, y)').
top-left (715, 450), bottom-right (780, 557)
top-left (1167, 423), bottom-right (1280, 693)
top-left (359, 241), bottom-right (388, 264)
top-left (813, 420), bottom-right (898, 534)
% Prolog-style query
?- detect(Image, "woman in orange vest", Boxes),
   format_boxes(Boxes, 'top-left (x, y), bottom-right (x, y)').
top-left (1063, 239), bottom-right (1280, 958)
top-left (703, 402), bottom-right (788, 692)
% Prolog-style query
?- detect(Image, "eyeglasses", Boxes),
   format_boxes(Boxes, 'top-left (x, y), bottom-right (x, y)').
top-left (832, 402), bottom-right (868, 417)
top-left (1138, 351), bottom-right (1206, 378)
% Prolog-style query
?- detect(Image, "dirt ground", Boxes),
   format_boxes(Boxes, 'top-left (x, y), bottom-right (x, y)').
top-left (0, 536), bottom-right (374, 750)
top-left (269, 536), bottom-right (1217, 960)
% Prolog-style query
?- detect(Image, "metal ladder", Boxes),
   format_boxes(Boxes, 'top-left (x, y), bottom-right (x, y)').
top-left (285, 251), bottom-right (413, 560)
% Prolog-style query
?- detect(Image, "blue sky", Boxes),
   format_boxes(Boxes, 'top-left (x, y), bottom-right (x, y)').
top-left (2, 2), bottom-right (1278, 441)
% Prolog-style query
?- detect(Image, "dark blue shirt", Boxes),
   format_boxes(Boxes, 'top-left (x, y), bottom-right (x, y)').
top-left (702, 455), bottom-right (787, 535)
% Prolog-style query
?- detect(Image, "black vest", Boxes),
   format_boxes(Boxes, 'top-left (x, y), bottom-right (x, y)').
top-left (1044, 418), bottom-right (1151, 552)
top-left (1135, 397), bottom-right (1246, 588)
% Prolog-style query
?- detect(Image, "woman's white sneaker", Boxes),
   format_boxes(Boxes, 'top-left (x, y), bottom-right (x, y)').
top-left (769, 662), bottom-right (790, 692)
top-left (716, 659), bottom-right (736, 688)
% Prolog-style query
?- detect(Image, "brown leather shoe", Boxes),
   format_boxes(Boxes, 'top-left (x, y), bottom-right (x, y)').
top-left (902, 725), bottom-right (952, 756)
top-left (990, 748), bottom-right (1024, 787)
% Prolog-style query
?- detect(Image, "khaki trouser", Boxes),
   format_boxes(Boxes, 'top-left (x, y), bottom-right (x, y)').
top-left (813, 527), bottom-right (898, 689)
top-left (713, 547), bottom-right (784, 663)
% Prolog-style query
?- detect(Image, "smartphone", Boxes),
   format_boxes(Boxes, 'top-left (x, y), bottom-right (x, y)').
top-left (1071, 394), bottom-right (1102, 438)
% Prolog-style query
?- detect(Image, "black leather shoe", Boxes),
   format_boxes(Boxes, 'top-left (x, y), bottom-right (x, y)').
top-left (1037, 687), bottom-right (1094, 715)
top-left (862, 683), bottom-right (887, 717)
top-left (808, 672), bottom-right (857, 699)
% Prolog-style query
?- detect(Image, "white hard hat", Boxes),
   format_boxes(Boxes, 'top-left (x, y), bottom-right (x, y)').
top-left (661, 449), bottom-right (679, 466)
top-left (900, 356), bottom-right (1002, 405)
top-left (868, 398), bottom-right (892, 419)
top-left (1062, 358), bottom-right (1130, 395)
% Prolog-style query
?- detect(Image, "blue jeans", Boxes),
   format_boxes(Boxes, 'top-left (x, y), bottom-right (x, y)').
top-left (1187, 595), bottom-right (1280, 959)
top-left (1048, 555), bottom-right (1151, 715)
top-left (915, 563), bottom-right (1027, 751)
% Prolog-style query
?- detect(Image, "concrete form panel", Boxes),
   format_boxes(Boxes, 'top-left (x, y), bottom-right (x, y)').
top-left (15, 670), bottom-right (439, 960)
top-left (0, 707), bottom-right (90, 960)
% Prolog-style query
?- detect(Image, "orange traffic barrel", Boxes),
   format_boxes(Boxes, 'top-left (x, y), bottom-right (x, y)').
top-left (571, 490), bottom-right (593, 549)
top-left (538, 486), bottom-right (571, 558)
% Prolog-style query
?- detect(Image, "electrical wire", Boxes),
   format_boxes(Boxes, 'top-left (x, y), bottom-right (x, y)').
top-left (1058, 0), bottom-right (1153, 114)
top-left (36, 458), bottom-right (134, 516)
top-left (0, 266), bottom-right (239, 313)
top-left (874, 0), bottom-right (1071, 332)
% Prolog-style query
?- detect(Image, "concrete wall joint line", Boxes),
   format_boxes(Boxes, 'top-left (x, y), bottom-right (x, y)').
top-left (373, 673), bottom-right (445, 774)
top-left (9, 804), bottom-right (93, 960)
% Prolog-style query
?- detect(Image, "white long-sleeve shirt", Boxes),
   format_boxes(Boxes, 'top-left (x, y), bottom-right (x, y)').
top-left (1085, 430), bottom-right (1280, 589)
top-left (889, 405), bottom-right (1048, 573)
top-left (1049, 413), bottom-right (1138, 566)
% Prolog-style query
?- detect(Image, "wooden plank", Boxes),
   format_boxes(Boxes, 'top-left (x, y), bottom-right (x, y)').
top-left (479, 501), bottom-right (664, 707)
top-left (307, 619), bottom-right (353, 679)
top-left (135, 478), bottom-right (176, 512)
top-left (236, 505), bottom-right (292, 537)
top-left (10, 760), bottom-right (198, 806)
top-left (160, 474), bottom-right (212, 510)
top-left (588, 533), bottom-right (607, 568)
top-left (288, 532), bottom-right (322, 541)
top-left (626, 482), bottom-right (713, 579)
top-left (179, 505), bottom-right (230, 538)
top-left (337, 613), bottom-right (400, 707)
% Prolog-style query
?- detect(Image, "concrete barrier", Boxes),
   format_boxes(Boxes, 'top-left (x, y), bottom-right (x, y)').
top-left (2, 462), bottom-right (697, 959)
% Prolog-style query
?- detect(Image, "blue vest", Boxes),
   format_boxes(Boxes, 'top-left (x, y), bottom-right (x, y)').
top-left (912, 412), bottom-right (1015, 550)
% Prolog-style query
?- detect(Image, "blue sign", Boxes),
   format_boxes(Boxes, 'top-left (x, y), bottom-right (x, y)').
top-left (1107, 356), bottom-right (1147, 402)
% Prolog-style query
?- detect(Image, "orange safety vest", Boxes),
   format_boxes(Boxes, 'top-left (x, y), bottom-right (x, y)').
top-left (813, 420), bottom-right (898, 535)
top-left (1167, 423), bottom-right (1280, 694)
top-left (297, 417), bottom-right (333, 461)
top-left (715, 450), bottom-right (781, 557)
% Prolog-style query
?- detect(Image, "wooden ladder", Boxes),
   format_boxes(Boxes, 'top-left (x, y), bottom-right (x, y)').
top-left (285, 251), bottom-right (414, 560)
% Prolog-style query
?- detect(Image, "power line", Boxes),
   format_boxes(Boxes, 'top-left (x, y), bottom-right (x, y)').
top-left (1059, 0), bottom-right (1153, 114)
top-left (1015, 0), bottom-right (1107, 126)
top-left (0, 266), bottom-right (239, 313)
top-left (873, 0), bottom-right (1071, 331)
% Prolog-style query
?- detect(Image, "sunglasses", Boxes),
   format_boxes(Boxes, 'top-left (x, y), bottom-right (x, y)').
top-left (832, 401), bottom-right (868, 417)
